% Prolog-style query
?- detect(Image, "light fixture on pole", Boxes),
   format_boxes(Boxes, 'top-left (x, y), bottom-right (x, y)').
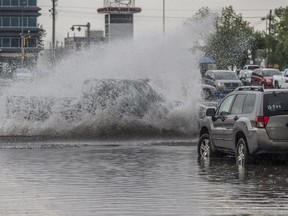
top-left (70, 22), bottom-right (91, 46)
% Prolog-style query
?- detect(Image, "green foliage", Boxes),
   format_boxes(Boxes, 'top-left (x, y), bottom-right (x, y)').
top-left (37, 24), bottom-right (46, 50)
top-left (270, 6), bottom-right (288, 69)
top-left (202, 6), bottom-right (255, 69)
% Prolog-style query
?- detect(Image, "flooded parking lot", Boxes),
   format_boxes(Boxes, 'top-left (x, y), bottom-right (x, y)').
top-left (0, 139), bottom-right (288, 216)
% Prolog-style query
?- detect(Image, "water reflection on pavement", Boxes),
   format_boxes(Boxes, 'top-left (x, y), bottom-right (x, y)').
top-left (0, 140), bottom-right (287, 216)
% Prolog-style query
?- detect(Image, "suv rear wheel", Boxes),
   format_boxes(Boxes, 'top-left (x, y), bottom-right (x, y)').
top-left (236, 138), bottom-right (251, 165)
top-left (198, 134), bottom-right (214, 158)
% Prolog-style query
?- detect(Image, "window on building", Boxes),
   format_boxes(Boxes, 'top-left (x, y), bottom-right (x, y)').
top-left (28, 17), bottom-right (36, 27)
top-left (3, 0), bottom-right (10, 6)
top-left (21, 17), bottom-right (27, 27)
top-left (3, 38), bottom-right (10, 47)
top-left (28, 0), bottom-right (36, 6)
top-left (3, 18), bottom-right (10, 26)
top-left (11, 18), bottom-right (19, 26)
top-left (20, 0), bottom-right (27, 6)
top-left (0, 39), bottom-right (2, 47)
top-left (11, 38), bottom-right (20, 47)
top-left (11, 0), bottom-right (19, 6)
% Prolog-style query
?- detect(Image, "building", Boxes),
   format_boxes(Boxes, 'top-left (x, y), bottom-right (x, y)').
top-left (97, 0), bottom-right (141, 42)
top-left (65, 30), bottom-right (105, 51)
top-left (0, 0), bottom-right (42, 76)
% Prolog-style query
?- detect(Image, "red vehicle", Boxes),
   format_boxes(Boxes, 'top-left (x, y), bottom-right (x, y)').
top-left (251, 68), bottom-right (282, 88)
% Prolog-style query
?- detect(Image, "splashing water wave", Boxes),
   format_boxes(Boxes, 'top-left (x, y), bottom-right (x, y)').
top-left (0, 21), bottom-right (213, 138)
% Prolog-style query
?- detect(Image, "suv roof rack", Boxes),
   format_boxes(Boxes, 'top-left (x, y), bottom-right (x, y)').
top-left (235, 86), bottom-right (264, 92)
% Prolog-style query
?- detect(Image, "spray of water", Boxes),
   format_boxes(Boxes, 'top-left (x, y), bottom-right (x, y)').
top-left (0, 18), bottom-right (213, 138)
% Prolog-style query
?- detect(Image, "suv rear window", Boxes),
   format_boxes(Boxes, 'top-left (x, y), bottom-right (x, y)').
top-left (264, 93), bottom-right (288, 116)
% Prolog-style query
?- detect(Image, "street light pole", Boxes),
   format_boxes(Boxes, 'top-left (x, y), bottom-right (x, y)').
top-left (70, 23), bottom-right (91, 46)
top-left (261, 9), bottom-right (272, 68)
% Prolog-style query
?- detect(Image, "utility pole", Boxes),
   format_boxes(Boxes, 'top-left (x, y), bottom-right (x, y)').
top-left (163, 0), bottom-right (165, 34)
top-left (51, 0), bottom-right (56, 60)
top-left (267, 9), bottom-right (272, 67)
top-left (52, 0), bottom-right (56, 51)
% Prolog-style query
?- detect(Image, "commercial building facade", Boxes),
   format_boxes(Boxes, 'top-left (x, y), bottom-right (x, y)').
top-left (0, 0), bottom-right (42, 76)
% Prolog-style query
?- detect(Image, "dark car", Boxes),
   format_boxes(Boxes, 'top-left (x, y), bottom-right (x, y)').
top-left (202, 70), bottom-right (242, 98)
top-left (198, 86), bottom-right (288, 165)
top-left (238, 70), bottom-right (253, 86)
top-left (201, 83), bottom-right (216, 100)
top-left (251, 68), bottom-right (282, 89)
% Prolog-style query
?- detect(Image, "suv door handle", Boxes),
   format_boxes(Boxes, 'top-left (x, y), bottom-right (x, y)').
top-left (234, 116), bottom-right (239, 121)
top-left (220, 116), bottom-right (227, 122)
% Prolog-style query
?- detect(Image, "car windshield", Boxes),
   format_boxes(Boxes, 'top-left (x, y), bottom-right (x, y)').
top-left (262, 70), bottom-right (281, 77)
top-left (247, 65), bottom-right (259, 70)
top-left (264, 93), bottom-right (288, 116)
top-left (213, 72), bottom-right (239, 80)
top-left (244, 72), bottom-right (252, 78)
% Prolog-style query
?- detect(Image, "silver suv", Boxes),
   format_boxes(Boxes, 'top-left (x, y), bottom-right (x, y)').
top-left (198, 86), bottom-right (288, 165)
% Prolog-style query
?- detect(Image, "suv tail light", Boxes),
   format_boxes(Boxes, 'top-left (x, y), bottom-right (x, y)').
top-left (256, 116), bottom-right (270, 128)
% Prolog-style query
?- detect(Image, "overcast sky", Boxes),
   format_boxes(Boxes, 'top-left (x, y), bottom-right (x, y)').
top-left (38, 0), bottom-right (288, 48)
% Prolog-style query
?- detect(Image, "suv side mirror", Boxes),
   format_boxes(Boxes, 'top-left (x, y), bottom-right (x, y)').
top-left (206, 108), bottom-right (216, 117)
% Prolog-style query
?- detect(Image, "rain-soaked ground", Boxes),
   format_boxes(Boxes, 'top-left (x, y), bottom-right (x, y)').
top-left (0, 138), bottom-right (288, 216)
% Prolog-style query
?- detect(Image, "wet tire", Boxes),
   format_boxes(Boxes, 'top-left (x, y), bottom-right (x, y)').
top-left (261, 82), bottom-right (265, 89)
top-left (198, 134), bottom-right (214, 158)
top-left (236, 138), bottom-right (251, 165)
top-left (275, 81), bottom-right (280, 89)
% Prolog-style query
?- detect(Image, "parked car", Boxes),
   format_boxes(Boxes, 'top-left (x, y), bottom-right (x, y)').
top-left (243, 64), bottom-right (260, 70)
top-left (201, 83), bottom-right (216, 100)
top-left (202, 70), bottom-right (242, 98)
top-left (279, 69), bottom-right (288, 89)
top-left (13, 68), bottom-right (33, 82)
top-left (238, 70), bottom-right (253, 86)
top-left (198, 86), bottom-right (288, 165)
top-left (272, 70), bottom-right (288, 89)
top-left (251, 68), bottom-right (282, 89)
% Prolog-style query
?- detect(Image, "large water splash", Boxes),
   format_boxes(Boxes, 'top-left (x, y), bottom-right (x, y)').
top-left (0, 19), bottom-right (212, 138)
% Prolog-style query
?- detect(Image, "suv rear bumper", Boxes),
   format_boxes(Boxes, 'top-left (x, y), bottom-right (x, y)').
top-left (249, 129), bottom-right (288, 155)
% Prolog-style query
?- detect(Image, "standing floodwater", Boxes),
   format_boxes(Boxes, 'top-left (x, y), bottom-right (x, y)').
top-left (0, 140), bottom-right (287, 216)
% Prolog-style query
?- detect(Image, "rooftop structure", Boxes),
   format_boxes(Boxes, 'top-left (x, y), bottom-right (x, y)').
top-left (97, 0), bottom-right (141, 42)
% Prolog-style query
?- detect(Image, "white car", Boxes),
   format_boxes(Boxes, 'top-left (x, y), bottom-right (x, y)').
top-left (273, 69), bottom-right (288, 89)
top-left (13, 68), bottom-right (33, 82)
top-left (243, 64), bottom-right (260, 70)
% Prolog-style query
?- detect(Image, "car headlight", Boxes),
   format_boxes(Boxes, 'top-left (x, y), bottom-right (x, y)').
top-left (217, 82), bottom-right (225, 87)
top-left (266, 79), bottom-right (272, 83)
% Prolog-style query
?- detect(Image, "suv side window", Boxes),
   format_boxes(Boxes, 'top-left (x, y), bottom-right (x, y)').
top-left (216, 95), bottom-right (235, 116)
top-left (231, 94), bottom-right (246, 115)
top-left (242, 94), bottom-right (256, 114)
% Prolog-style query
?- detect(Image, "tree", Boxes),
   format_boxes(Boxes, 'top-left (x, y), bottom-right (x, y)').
top-left (202, 6), bottom-right (255, 69)
top-left (270, 6), bottom-right (288, 69)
